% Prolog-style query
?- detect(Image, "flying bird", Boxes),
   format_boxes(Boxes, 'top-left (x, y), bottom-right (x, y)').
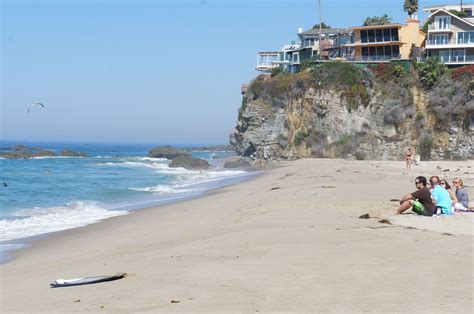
top-left (27, 102), bottom-right (45, 113)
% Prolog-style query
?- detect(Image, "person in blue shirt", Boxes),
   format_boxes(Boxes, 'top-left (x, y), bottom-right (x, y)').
top-left (430, 176), bottom-right (453, 215)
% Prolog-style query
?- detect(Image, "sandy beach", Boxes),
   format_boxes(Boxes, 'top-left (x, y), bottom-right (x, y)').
top-left (1, 158), bottom-right (473, 312)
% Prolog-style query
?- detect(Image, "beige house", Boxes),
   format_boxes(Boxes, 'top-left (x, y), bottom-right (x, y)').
top-left (424, 5), bottom-right (474, 65)
top-left (346, 19), bottom-right (425, 61)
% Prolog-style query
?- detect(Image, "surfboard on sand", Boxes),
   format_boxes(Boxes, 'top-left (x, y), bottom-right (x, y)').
top-left (50, 273), bottom-right (127, 288)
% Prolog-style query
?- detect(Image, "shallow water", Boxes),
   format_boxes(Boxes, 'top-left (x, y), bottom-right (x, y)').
top-left (0, 141), bottom-right (250, 253)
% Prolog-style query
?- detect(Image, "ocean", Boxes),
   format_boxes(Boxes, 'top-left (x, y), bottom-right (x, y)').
top-left (0, 141), bottom-right (252, 261)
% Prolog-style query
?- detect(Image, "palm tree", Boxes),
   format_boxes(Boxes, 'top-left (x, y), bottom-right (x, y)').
top-left (363, 14), bottom-right (392, 26)
top-left (404, 0), bottom-right (418, 18)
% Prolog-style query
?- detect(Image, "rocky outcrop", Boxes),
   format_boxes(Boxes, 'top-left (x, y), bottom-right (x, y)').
top-left (187, 145), bottom-right (235, 152)
top-left (231, 73), bottom-right (473, 162)
top-left (0, 150), bottom-right (55, 159)
top-left (169, 156), bottom-right (209, 170)
top-left (60, 149), bottom-right (88, 157)
top-left (0, 146), bottom-right (88, 159)
top-left (147, 146), bottom-right (190, 159)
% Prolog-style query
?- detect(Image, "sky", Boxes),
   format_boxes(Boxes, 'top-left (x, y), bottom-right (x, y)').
top-left (0, 0), bottom-right (460, 145)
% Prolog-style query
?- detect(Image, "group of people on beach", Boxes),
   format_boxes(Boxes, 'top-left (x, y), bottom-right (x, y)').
top-left (396, 175), bottom-right (470, 216)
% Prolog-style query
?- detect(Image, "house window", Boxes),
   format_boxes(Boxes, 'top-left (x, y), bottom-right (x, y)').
top-left (293, 53), bottom-right (299, 63)
top-left (392, 45), bottom-right (400, 57)
top-left (439, 50), bottom-right (450, 62)
top-left (391, 28), bottom-right (399, 41)
top-left (361, 30), bottom-right (368, 43)
top-left (362, 47), bottom-right (369, 57)
top-left (458, 32), bottom-right (474, 44)
top-left (368, 29), bottom-right (375, 42)
top-left (376, 46), bottom-right (384, 58)
top-left (383, 28), bottom-right (391, 41)
top-left (431, 34), bottom-right (449, 44)
top-left (375, 29), bottom-right (383, 42)
top-left (435, 16), bottom-right (451, 30)
top-left (452, 49), bottom-right (465, 62)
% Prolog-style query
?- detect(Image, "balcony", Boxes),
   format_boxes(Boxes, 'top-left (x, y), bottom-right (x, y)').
top-left (428, 24), bottom-right (453, 32)
top-left (346, 54), bottom-right (401, 62)
top-left (418, 55), bottom-right (474, 64)
top-left (426, 37), bottom-right (474, 48)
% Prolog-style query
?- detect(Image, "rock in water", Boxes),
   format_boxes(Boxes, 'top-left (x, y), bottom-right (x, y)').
top-left (169, 156), bottom-right (209, 170)
top-left (0, 150), bottom-right (55, 159)
top-left (147, 146), bottom-right (190, 159)
top-left (60, 149), bottom-right (88, 157)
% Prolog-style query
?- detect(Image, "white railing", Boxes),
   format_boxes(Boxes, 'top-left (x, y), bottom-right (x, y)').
top-left (427, 38), bottom-right (474, 46)
top-left (418, 55), bottom-right (474, 63)
top-left (428, 24), bottom-right (452, 31)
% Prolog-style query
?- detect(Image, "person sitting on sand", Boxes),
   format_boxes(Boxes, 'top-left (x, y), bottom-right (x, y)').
top-left (430, 176), bottom-right (453, 215)
top-left (396, 176), bottom-right (434, 216)
top-left (440, 179), bottom-right (458, 211)
top-left (453, 177), bottom-right (469, 210)
top-left (405, 148), bottom-right (413, 171)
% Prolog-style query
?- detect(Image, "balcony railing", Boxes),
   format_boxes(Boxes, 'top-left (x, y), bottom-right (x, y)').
top-left (428, 24), bottom-right (452, 31)
top-left (345, 54), bottom-right (401, 61)
top-left (427, 37), bottom-right (474, 46)
top-left (418, 55), bottom-right (474, 63)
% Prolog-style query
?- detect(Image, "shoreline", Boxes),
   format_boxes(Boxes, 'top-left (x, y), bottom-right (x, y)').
top-left (1, 158), bottom-right (473, 312)
top-left (0, 162), bottom-right (259, 264)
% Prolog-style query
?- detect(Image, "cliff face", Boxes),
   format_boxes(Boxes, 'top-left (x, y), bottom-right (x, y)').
top-left (231, 71), bottom-right (473, 162)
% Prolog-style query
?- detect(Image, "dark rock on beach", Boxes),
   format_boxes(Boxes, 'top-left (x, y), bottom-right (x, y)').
top-left (147, 146), bottom-right (191, 159)
top-left (169, 156), bottom-right (209, 170)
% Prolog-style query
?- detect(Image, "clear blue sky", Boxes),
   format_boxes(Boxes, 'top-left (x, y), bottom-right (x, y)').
top-left (0, 0), bottom-right (457, 145)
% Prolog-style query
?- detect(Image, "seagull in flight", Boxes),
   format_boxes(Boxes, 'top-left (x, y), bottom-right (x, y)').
top-left (27, 102), bottom-right (45, 113)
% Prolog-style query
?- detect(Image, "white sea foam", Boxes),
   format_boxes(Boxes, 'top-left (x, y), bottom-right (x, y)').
top-left (31, 156), bottom-right (71, 159)
top-left (129, 185), bottom-right (189, 195)
top-left (0, 201), bottom-right (127, 242)
top-left (130, 169), bottom-right (248, 196)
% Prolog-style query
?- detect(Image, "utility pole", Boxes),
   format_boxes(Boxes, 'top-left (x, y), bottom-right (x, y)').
top-left (318, 0), bottom-right (322, 58)
top-left (461, 0), bottom-right (463, 11)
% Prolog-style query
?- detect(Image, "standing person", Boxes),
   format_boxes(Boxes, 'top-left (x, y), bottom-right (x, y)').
top-left (405, 148), bottom-right (413, 171)
top-left (453, 177), bottom-right (470, 210)
top-left (395, 176), bottom-right (434, 216)
top-left (430, 176), bottom-right (453, 215)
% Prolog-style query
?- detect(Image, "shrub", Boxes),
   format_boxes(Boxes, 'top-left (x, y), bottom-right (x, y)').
top-left (414, 112), bottom-right (426, 129)
top-left (452, 65), bottom-right (474, 81)
top-left (312, 62), bottom-right (368, 110)
top-left (422, 17), bottom-right (433, 33)
top-left (294, 130), bottom-right (308, 146)
top-left (393, 64), bottom-right (405, 78)
top-left (271, 67), bottom-right (285, 77)
top-left (311, 62), bottom-right (364, 88)
top-left (427, 76), bottom-right (471, 128)
top-left (369, 63), bottom-right (395, 81)
top-left (383, 105), bottom-right (406, 125)
top-left (449, 9), bottom-right (468, 18)
top-left (418, 57), bottom-right (446, 88)
top-left (381, 84), bottom-right (415, 126)
top-left (337, 134), bottom-right (351, 145)
top-left (355, 150), bottom-right (367, 160)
